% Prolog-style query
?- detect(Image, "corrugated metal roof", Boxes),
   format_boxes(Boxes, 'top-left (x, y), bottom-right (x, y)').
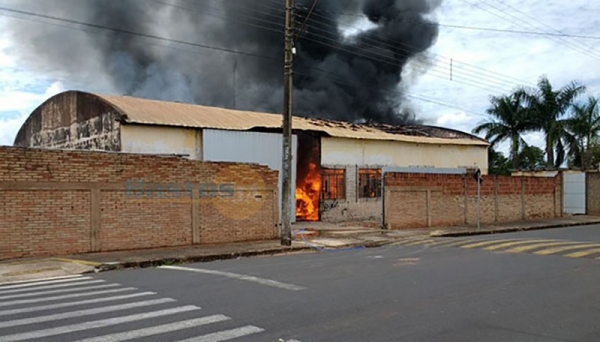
top-left (95, 93), bottom-right (489, 146)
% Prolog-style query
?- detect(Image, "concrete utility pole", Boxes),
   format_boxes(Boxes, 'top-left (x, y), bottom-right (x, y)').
top-left (281, 0), bottom-right (295, 246)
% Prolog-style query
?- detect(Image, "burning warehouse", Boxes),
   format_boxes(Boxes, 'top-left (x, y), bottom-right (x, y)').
top-left (14, 91), bottom-right (489, 223)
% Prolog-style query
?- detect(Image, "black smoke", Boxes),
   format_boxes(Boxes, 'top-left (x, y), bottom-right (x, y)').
top-left (1, 0), bottom-right (442, 125)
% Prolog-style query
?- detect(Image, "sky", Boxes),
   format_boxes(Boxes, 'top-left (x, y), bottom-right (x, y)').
top-left (0, 0), bottom-right (599, 155)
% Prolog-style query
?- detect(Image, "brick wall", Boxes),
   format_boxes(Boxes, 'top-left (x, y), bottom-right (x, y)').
top-left (0, 146), bottom-right (279, 260)
top-left (384, 172), bottom-right (561, 229)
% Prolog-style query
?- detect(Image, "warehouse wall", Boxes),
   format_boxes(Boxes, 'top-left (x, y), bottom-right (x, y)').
top-left (383, 173), bottom-right (562, 229)
top-left (0, 146), bottom-right (278, 260)
top-left (320, 137), bottom-right (488, 174)
top-left (120, 124), bottom-right (202, 160)
top-left (13, 91), bottom-right (121, 151)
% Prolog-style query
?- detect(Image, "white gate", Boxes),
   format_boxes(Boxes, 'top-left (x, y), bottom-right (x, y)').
top-left (563, 172), bottom-right (586, 214)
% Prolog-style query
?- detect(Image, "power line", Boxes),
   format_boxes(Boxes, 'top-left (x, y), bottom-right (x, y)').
top-left (0, 4), bottom-right (491, 119)
top-left (294, 4), bottom-right (536, 88)
top-left (460, 0), bottom-right (600, 62)
top-left (0, 6), bottom-right (281, 62)
top-left (297, 4), bottom-right (600, 41)
top-left (161, 0), bottom-right (525, 92)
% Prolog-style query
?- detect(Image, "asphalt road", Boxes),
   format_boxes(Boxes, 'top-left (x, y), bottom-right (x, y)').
top-left (2, 225), bottom-right (600, 342)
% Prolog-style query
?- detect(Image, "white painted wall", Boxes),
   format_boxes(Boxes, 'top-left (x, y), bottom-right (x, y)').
top-left (202, 129), bottom-right (298, 223)
top-left (321, 137), bottom-right (489, 174)
top-left (120, 124), bottom-right (201, 159)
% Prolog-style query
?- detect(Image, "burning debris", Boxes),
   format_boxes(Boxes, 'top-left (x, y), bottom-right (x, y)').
top-left (296, 134), bottom-right (321, 221)
top-left (3, 0), bottom-right (441, 125)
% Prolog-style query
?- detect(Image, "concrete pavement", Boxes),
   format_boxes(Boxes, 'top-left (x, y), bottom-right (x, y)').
top-left (2, 224), bottom-right (599, 341)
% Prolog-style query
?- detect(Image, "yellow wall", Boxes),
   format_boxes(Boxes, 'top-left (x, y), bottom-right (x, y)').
top-left (321, 137), bottom-right (489, 174)
top-left (120, 125), bottom-right (202, 160)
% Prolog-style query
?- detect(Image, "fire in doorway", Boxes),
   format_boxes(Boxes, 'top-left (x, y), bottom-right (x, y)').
top-left (296, 133), bottom-right (321, 221)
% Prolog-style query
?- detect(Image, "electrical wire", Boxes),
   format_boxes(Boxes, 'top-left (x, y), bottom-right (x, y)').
top-left (293, 4), bottom-right (536, 88)
top-left (296, 4), bottom-right (600, 41)
top-left (460, 0), bottom-right (600, 62)
top-left (0, 4), bottom-right (490, 118)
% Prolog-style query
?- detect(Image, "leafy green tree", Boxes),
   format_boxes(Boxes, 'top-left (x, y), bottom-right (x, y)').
top-left (523, 75), bottom-right (586, 169)
top-left (565, 97), bottom-right (600, 170)
top-left (519, 145), bottom-right (546, 170)
top-left (473, 91), bottom-right (534, 170)
top-left (488, 148), bottom-right (511, 175)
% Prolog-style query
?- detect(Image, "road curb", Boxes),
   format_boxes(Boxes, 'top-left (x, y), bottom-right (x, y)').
top-left (429, 221), bottom-right (600, 238)
top-left (92, 239), bottom-right (400, 273)
top-left (94, 246), bottom-right (314, 272)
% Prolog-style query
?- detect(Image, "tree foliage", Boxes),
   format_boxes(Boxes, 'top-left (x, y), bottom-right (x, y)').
top-left (478, 75), bottom-right (597, 172)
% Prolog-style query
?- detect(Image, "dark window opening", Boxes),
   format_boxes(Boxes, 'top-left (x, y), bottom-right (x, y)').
top-left (321, 169), bottom-right (345, 200)
top-left (359, 169), bottom-right (382, 198)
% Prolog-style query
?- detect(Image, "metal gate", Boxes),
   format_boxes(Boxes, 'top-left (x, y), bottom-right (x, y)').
top-left (563, 172), bottom-right (586, 214)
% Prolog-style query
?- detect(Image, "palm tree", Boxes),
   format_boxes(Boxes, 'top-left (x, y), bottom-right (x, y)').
top-left (473, 91), bottom-right (534, 170)
top-left (523, 75), bottom-right (586, 169)
top-left (566, 97), bottom-right (600, 170)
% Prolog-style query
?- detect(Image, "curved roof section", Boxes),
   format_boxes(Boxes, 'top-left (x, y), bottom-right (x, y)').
top-left (28, 91), bottom-right (490, 146)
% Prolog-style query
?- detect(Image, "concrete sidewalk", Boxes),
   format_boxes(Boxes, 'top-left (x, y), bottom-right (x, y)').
top-left (2, 215), bottom-right (599, 284)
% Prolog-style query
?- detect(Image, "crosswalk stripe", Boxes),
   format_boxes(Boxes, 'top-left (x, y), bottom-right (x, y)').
top-left (160, 266), bottom-right (306, 291)
top-left (0, 276), bottom-right (91, 290)
top-left (534, 244), bottom-right (600, 256)
top-left (391, 238), bottom-right (431, 246)
top-left (0, 283), bottom-right (120, 300)
top-left (460, 239), bottom-right (515, 249)
top-left (0, 292), bottom-right (156, 317)
top-left (426, 239), bottom-right (474, 247)
top-left (505, 242), bottom-right (581, 253)
top-left (482, 240), bottom-right (557, 251)
top-left (565, 248), bottom-right (600, 258)
top-left (174, 325), bottom-right (265, 342)
top-left (0, 298), bottom-right (177, 328)
top-left (0, 287), bottom-right (137, 308)
top-left (0, 305), bottom-right (200, 341)
top-left (0, 279), bottom-right (106, 295)
top-left (401, 239), bottom-right (434, 246)
top-left (73, 315), bottom-right (232, 342)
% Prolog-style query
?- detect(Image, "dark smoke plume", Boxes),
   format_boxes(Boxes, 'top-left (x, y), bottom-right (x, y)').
top-left (1, 0), bottom-right (442, 125)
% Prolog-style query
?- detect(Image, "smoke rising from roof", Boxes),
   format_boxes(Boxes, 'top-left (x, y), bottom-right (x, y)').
top-left (1, 0), bottom-right (442, 125)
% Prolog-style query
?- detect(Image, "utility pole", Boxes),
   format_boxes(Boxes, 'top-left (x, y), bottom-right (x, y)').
top-left (281, 0), bottom-right (295, 246)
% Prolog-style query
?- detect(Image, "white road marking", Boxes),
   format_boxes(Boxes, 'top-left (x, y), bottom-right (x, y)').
top-left (0, 292), bottom-right (156, 316)
top-left (73, 315), bottom-right (231, 342)
top-left (0, 298), bottom-right (176, 328)
top-left (0, 279), bottom-right (105, 295)
top-left (0, 275), bottom-right (83, 287)
top-left (159, 266), bottom-right (305, 291)
top-left (174, 325), bottom-right (265, 342)
top-left (0, 276), bottom-right (91, 290)
top-left (0, 283), bottom-right (120, 300)
top-left (0, 287), bottom-right (137, 307)
top-left (0, 305), bottom-right (200, 341)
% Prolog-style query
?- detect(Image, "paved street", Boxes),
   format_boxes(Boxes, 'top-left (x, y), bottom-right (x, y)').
top-left (2, 225), bottom-right (600, 342)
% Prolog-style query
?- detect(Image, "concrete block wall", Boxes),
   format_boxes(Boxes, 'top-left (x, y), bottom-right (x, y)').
top-left (587, 172), bottom-right (600, 215)
top-left (0, 146), bottom-right (278, 260)
top-left (384, 172), bottom-right (562, 229)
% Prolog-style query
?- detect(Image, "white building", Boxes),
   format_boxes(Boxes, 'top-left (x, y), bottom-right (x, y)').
top-left (14, 90), bottom-right (490, 223)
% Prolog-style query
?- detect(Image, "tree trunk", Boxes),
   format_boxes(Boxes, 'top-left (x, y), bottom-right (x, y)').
top-left (546, 133), bottom-right (555, 169)
top-left (511, 135), bottom-right (520, 170)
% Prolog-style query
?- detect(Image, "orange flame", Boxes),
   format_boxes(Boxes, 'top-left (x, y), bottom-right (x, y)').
top-left (295, 163), bottom-right (321, 221)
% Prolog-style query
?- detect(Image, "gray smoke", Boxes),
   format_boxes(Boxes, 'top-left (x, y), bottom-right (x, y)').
top-left (1, 0), bottom-right (442, 125)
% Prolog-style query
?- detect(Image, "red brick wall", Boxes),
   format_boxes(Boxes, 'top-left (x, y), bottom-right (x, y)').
top-left (0, 146), bottom-right (279, 260)
top-left (384, 172), bottom-right (561, 229)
